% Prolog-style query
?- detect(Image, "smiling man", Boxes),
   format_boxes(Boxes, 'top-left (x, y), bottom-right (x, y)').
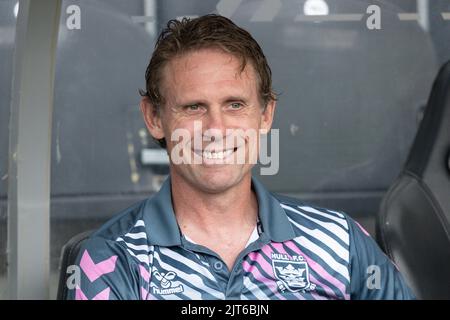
top-left (66, 14), bottom-right (415, 300)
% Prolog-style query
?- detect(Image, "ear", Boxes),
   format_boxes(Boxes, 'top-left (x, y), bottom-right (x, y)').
top-left (140, 97), bottom-right (165, 140)
top-left (260, 99), bottom-right (276, 134)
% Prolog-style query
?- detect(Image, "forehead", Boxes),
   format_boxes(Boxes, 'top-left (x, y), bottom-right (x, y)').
top-left (160, 48), bottom-right (258, 101)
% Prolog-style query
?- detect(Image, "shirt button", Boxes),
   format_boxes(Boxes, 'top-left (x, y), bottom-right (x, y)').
top-left (213, 261), bottom-right (223, 270)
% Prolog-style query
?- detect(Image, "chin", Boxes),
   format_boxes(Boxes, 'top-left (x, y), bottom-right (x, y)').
top-left (200, 177), bottom-right (240, 194)
top-left (179, 165), bottom-right (251, 194)
top-left (196, 170), bottom-right (242, 193)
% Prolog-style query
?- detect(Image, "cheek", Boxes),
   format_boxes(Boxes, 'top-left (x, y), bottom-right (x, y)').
top-left (163, 118), bottom-right (198, 147)
top-left (238, 114), bottom-right (264, 131)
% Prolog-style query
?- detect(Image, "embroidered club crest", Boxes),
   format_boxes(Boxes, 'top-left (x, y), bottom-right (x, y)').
top-left (271, 253), bottom-right (315, 293)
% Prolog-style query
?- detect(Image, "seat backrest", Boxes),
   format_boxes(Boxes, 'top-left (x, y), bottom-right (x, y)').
top-left (56, 230), bottom-right (93, 300)
top-left (377, 61), bottom-right (450, 299)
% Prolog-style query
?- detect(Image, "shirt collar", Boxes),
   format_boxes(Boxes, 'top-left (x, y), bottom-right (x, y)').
top-left (142, 175), bottom-right (296, 246)
top-left (251, 177), bottom-right (296, 242)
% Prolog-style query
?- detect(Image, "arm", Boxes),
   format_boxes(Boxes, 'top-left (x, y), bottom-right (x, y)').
top-left (64, 237), bottom-right (146, 300)
top-left (347, 217), bottom-right (416, 300)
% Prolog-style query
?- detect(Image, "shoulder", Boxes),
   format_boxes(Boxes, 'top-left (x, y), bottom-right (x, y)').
top-left (90, 199), bottom-right (148, 240)
top-left (65, 199), bottom-right (153, 300)
top-left (274, 193), bottom-right (352, 242)
top-left (273, 193), bottom-right (382, 260)
top-left (271, 194), bottom-right (415, 299)
top-left (81, 198), bottom-right (153, 266)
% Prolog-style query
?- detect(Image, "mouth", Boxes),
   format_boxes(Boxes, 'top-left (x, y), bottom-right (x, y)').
top-left (193, 147), bottom-right (238, 160)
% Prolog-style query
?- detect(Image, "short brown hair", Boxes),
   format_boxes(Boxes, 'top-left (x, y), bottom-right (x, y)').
top-left (140, 14), bottom-right (276, 148)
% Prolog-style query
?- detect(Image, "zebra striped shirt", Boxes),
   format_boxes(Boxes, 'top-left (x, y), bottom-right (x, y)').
top-left (65, 176), bottom-right (415, 300)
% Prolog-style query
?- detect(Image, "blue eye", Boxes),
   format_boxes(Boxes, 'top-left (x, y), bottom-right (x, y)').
top-left (183, 104), bottom-right (201, 112)
top-left (230, 103), bottom-right (242, 109)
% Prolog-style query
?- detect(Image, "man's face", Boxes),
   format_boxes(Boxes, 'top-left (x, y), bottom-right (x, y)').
top-left (141, 48), bottom-right (276, 193)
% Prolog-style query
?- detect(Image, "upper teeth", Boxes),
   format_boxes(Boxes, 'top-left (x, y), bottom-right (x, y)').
top-left (200, 149), bottom-right (233, 160)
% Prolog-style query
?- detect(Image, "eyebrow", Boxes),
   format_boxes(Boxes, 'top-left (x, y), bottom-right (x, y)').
top-left (176, 96), bottom-right (250, 107)
top-left (222, 96), bottom-right (249, 105)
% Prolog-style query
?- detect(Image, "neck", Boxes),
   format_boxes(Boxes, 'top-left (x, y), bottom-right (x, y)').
top-left (170, 174), bottom-right (258, 237)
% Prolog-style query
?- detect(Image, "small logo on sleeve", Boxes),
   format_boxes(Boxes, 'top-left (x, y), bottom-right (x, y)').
top-left (271, 253), bottom-right (316, 293)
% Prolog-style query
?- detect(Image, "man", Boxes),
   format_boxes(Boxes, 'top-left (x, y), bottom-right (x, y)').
top-left (66, 14), bottom-right (414, 300)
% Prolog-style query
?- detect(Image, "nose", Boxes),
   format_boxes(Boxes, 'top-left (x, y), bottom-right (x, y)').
top-left (203, 107), bottom-right (227, 140)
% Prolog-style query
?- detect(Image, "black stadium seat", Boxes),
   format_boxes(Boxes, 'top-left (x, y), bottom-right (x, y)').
top-left (57, 230), bottom-right (93, 300)
top-left (377, 60), bottom-right (450, 299)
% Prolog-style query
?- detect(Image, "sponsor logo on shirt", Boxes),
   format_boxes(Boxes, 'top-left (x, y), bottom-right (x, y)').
top-left (152, 268), bottom-right (184, 295)
top-left (271, 253), bottom-right (316, 293)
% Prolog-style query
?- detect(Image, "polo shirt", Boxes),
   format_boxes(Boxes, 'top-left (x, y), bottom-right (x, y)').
top-left (65, 176), bottom-right (415, 300)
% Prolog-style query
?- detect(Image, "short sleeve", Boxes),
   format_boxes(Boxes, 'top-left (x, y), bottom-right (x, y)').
top-left (64, 237), bottom-right (143, 300)
top-left (347, 217), bottom-right (416, 300)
